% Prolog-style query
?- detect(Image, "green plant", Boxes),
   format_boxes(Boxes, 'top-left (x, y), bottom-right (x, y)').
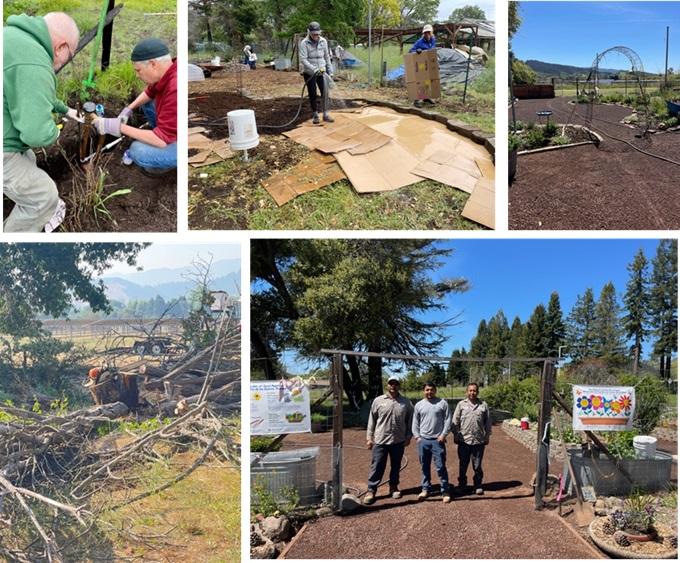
top-left (618, 374), bottom-right (668, 433)
top-left (311, 412), bottom-right (326, 423)
top-left (508, 133), bottom-right (521, 152)
top-left (251, 478), bottom-right (299, 517)
top-left (250, 436), bottom-right (282, 453)
top-left (604, 430), bottom-right (639, 459)
top-left (523, 127), bottom-right (549, 150)
top-left (622, 491), bottom-right (657, 533)
top-left (543, 122), bottom-right (558, 138)
top-left (551, 135), bottom-right (570, 146)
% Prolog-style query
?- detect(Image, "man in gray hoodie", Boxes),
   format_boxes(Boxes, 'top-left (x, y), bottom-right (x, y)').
top-left (298, 21), bottom-right (334, 125)
top-left (412, 381), bottom-right (451, 502)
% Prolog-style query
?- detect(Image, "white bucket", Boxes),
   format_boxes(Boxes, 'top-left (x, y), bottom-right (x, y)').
top-left (227, 109), bottom-right (259, 151)
top-left (633, 435), bottom-right (657, 459)
top-left (211, 56), bottom-right (220, 65)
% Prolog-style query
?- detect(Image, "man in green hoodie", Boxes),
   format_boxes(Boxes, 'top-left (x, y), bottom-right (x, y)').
top-left (3, 12), bottom-right (80, 232)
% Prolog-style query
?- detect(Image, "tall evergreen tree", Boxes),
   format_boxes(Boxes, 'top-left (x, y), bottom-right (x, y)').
top-left (593, 282), bottom-right (625, 365)
top-left (649, 240), bottom-right (678, 381)
top-left (623, 249), bottom-right (649, 374)
top-left (486, 310), bottom-right (510, 383)
top-left (446, 347), bottom-right (469, 386)
top-left (546, 292), bottom-right (566, 357)
top-left (508, 315), bottom-right (530, 378)
top-left (568, 288), bottom-right (597, 361)
top-left (469, 319), bottom-right (490, 383)
top-left (526, 304), bottom-right (550, 358)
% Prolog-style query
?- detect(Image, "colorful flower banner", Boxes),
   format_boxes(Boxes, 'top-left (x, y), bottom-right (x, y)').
top-left (572, 385), bottom-right (635, 431)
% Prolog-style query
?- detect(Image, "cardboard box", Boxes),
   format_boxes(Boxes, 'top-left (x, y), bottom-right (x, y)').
top-left (406, 79), bottom-right (441, 101)
top-left (403, 50), bottom-right (440, 100)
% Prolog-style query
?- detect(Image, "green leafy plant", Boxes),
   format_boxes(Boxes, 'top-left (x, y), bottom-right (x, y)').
top-left (620, 491), bottom-right (658, 533)
top-left (543, 122), bottom-right (558, 138)
top-left (250, 436), bottom-right (282, 453)
top-left (251, 478), bottom-right (300, 517)
top-left (618, 374), bottom-right (668, 433)
top-left (551, 135), bottom-right (571, 146)
top-left (604, 430), bottom-right (638, 459)
top-left (508, 133), bottom-right (522, 152)
top-left (311, 412), bottom-right (326, 423)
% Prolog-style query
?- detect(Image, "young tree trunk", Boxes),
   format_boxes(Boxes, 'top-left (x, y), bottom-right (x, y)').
top-left (632, 342), bottom-right (640, 375)
top-left (345, 355), bottom-right (364, 409)
top-left (250, 328), bottom-right (278, 379)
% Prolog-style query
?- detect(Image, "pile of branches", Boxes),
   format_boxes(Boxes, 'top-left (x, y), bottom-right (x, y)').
top-left (0, 318), bottom-right (241, 562)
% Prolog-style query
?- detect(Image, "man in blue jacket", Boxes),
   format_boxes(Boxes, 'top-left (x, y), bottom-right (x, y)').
top-left (409, 24), bottom-right (437, 107)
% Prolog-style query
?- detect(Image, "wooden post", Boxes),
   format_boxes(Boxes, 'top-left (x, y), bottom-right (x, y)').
top-left (101, 0), bottom-right (116, 71)
top-left (534, 360), bottom-right (555, 510)
top-left (331, 353), bottom-right (344, 512)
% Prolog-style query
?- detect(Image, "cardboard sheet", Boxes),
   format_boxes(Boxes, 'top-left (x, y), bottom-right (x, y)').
top-left (261, 151), bottom-right (346, 206)
top-left (411, 150), bottom-right (482, 193)
top-left (283, 115), bottom-right (391, 155)
top-left (188, 131), bottom-right (234, 167)
top-left (335, 142), bottom-right (421, 193)
top-left (462, 178), bottom-right (495, 229)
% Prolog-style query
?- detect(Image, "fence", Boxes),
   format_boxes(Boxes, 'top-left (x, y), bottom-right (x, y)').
top-left (551, 77), bottom-right (679, 97)
top-left (42, 319), bottom-right (184, 339)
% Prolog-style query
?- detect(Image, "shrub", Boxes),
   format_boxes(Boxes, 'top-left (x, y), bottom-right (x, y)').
top-left (618, 374), bottom-right (668, 434)
top-left (649, 96), bottom-right (667, 117)
top-left (523, 127), bottom-right (548, 150)
top-left (251, 436), bottom-right (282, 453)
top-left (604, 430), bottom-right (639, 459)
top-left (543, 122), bottom-right (558, 138)
top-left (483, 376), bottom-right (540, 420)
top-left (508, 133), bottom-right (521, 152)
top-left (251, 478), bottom-right (300, 517)
top-left (551, 135), bottom-right (570, 145)
top-left (311, 412), bottom-right (326, 423)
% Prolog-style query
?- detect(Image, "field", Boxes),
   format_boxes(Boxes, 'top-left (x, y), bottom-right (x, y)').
top-left (188, 51), bottom-right (495, 230)
top-left (3, 0), bottom-right (177, 232)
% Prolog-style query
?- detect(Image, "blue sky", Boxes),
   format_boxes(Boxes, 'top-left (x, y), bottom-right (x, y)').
top-left (512, 2), bottom-right (679, 73)
top-left (281, 239), bottom-right (671, 373)
top-left (439, 0), bottom-right (495, 21)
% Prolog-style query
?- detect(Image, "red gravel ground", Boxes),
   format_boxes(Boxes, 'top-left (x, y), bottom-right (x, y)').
top-left (280, 427), bottom-right (603, 559)
top-left (509, 98), bottom-right (680, 230)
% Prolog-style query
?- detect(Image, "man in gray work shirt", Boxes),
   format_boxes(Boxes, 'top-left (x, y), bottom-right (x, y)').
top-left (412, 381), bottom-right (451, 502)
top-left (451, 382), bottom-right (492, 495)
top-left (363, 375), bottom-right (413, 505)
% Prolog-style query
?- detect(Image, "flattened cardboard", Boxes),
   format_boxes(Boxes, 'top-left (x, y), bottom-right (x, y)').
top-left (261, 151), bottom-right (346, 206)
top-left (404, 50), bottom-right (441, 100)
top-left (406, 79), bottom-right (441, 101)
top-left (188, 132), bottom-right (234, 167)
top-left (462, 178), bottom-right (495, 229)
top-left (283, 115), bottom-right (390, 155)
top-left (475, 157), bottom-right (495, 179)
top-left (411, 150), bottom-right (481, 193)
top-left (335, 142), bottom-right (421, 193)
top-left (188, 133), bottom-right (215, 150)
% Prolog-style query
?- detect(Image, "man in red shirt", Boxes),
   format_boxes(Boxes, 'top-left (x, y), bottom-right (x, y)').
top-left (94, 38), bottom-right (176, 174)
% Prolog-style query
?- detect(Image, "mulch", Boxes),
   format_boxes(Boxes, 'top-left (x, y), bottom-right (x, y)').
top-left (509, 98), bottom-right (680, 230)
top-left (279, 427), bottom-right (603, 559)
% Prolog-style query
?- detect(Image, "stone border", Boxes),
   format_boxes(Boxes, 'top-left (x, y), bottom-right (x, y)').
top-left (502, 420), bottom-right (579, 461)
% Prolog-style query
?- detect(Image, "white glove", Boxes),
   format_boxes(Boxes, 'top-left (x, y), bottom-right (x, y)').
top-left (65, 107), bottom-right (84, 123)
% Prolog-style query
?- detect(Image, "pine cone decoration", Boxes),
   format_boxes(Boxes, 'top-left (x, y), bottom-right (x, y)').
top-left (250, 531), bottom-right (264, 547)
top-left (602, 520), bottom-right (616, 535)
top-left (669, 535), bottom-right (677, 549)
top-left (614, 531), bottom-right (631, 547)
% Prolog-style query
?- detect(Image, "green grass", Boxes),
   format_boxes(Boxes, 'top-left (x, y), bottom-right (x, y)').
top-left (5, 0), bottom-right (175, 105)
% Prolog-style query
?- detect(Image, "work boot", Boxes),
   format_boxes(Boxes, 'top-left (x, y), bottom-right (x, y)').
top-left (424, 98), bottom-right (436, 105)
top-left (389, 486), bottom-right (402, 499)
top-left (418, 490), bottom-right (429, 500)
top-left (312, 112), bottom-right (320, 124)
top-left (443, 494), bottom-right (451, 503)
top-left (323, 112), bottom-right (335, 123)
top-left (475, 487), bottom-right (484, 495)
top-left (363, 491), bottom-right (375, 505)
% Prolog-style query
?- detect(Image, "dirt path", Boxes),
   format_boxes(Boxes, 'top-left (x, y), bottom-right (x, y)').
top-left (280, 428), bottom-right (602, 559)
top-left (509, 97), bottom-right (680, 230)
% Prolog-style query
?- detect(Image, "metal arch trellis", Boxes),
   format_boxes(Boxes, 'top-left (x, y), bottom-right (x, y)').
top-left (582, 45), bottom-right (650, 132)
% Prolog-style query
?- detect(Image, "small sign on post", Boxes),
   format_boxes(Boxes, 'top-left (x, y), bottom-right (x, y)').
top-left (250, 380), bottom-right (311, 435)
top-left (573, 385), bottom-right (635, 431)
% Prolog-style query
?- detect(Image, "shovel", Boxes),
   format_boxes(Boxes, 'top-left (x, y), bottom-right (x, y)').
top-left (555, 416), bottom-right (594, 526)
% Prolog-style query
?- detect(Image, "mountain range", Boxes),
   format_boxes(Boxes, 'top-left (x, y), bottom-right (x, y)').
top-left (101, 259), bottom-right (241, 303)
top-left (525, 59), bottom-right (622, 77)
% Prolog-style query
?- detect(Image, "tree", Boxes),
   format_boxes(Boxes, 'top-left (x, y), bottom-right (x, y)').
top-left (546, 291), bottom-right (565, 357)
top-left (623, 249), bottom-right (649, 374)
top-left (511, 58), bottom-right (536, 85)
top-left (371, 0), bottom-right (401, 27)
top-left (450, 5), bottom-right (486, 21)
top-left (649, 240), bottom-right (678, 381)
top-left (469, 319), bottom-right (490, 382)
top-left (251, 240), bottom-right (470, 406)
top-left (188, 0), bottom-right (218, 43)
top-left (568, 288), bottom-right (597, 361)
top-left (486, 310), bottom-right (509, 383)
top-left (526, 304), bottom-right (550, 358)
top-left (400, 0), bottom-right (439, 26)
top-left (508, 1), bottom-right (521, 40)
top-left (0, 243), bottom-right (146, 339)
top-left (446, 348), bottom-right (469, 386)
top-left (422, 363), bottom-right (446, 387)
top-left (593, 282), bottom-right (625, 365)
top-left (507, 316), bottom-right (530, 378)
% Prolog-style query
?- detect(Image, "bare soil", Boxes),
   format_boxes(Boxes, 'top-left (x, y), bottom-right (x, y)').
top-left (3, 116), bottom-right (176, 233)
top-left (509, 98), bottom-right (680, 230)
top-left (279, 427), bottom-right (603, 559)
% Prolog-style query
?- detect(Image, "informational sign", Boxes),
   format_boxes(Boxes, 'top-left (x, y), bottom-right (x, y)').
top-left (251, 379), bottom-right (311, 435)
top-left (573, 385), bottom-right (635, 431)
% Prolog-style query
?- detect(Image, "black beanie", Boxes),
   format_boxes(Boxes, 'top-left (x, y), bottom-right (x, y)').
top-left (131, 38), bottom-right (169, 62)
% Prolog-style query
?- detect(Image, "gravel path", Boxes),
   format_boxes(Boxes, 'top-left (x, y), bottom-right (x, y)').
top-left (281, 428), bottom-right (602, 559)
top-left (509, 97), bottom-right (680, 230)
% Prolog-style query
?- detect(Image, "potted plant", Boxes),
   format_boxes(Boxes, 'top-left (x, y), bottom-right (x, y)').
top-left (603, 494), bottom-right (658, 544)
top-left (311, 412), bottom-right (326, 433)
top-left (508, 133), bottom-right (521, 182)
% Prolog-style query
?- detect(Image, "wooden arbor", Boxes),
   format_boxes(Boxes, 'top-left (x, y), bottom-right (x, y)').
top-left (352, 22), bottom-right (480, 53)
top-left (322, 348), bottom-right (555, 512)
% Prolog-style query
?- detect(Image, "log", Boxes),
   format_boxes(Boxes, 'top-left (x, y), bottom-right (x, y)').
top-left (138, 364), bottom-right (168, 378)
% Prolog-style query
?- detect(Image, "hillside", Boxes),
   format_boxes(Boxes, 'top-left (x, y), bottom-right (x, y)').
top-left (525, 59), bottom-right (622, 78)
